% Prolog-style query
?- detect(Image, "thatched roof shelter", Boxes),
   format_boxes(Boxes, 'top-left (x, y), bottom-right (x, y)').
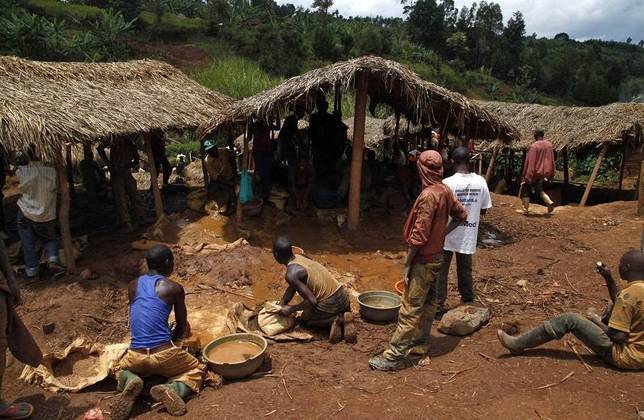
top-left (383, 114), bottom-right (423, 137)
top-left (200, 56), bottom-right (516, 142)
top-left (475, 101), bottom-right (644, 151)
top-left (0, 56), bottom-right (232, 162)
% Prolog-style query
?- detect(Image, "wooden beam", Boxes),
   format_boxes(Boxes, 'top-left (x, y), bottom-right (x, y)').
top-left (562, 146), bottom-right (569, 186)
top-left (580, 144), bottom-right (608, 208)
top-left (145, 133), bottom-right (164, 219)
top-left (348, 71), bottom-right (369, 230)
top-left (56, 158), bottom-right (76, 274)
top-left (638, 159), bottom-right (644, 217)
top-left (485, 145), bottom-right (500, 185)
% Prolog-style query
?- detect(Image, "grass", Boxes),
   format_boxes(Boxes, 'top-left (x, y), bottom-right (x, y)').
top-left (192, 54), bottom-right (283, 99)
top-left (26, 0), bottom-right (103, 21)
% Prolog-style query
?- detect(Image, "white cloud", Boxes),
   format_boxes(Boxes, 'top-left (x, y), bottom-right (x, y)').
top-left (277, 0), bottom-right (644, 41)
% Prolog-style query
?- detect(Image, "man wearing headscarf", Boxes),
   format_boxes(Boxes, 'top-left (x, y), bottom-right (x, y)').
top-left (369, 151), bottom-right (468, 371)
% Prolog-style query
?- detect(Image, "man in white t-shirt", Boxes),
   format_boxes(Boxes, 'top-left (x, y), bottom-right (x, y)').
top-left (437, 147), bottom-right (491, 318)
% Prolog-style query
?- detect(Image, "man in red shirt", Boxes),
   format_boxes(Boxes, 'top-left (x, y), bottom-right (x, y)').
top-left (369, 151), bottom-right (468, 371)
top-left (519, 129), bottom-right (555, 214)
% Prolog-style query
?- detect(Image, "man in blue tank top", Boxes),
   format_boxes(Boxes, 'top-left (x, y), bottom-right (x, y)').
top-left (112, 245), bottom-right (203, 419)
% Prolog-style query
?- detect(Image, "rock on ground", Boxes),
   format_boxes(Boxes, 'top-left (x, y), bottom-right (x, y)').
top-left (438, 305), bottom-right (491, 336)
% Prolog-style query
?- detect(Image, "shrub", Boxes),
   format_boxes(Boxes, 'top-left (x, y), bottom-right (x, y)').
top-left (25, 0), bottom-right (103, 23)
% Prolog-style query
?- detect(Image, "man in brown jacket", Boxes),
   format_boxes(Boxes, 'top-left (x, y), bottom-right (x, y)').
top-left (370, 150), bottom-right (468, 371)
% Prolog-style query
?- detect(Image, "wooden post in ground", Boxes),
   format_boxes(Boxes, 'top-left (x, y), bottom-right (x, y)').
top-left (485, 145), bottom-right (500, 185)
top-left (65, 144), bottom-right (75, 197)
top-left (200, 140), bottom-right (209, 188)
top-left (618, 143), bottom-right (627, 191)
top-left (56, 157), bottom-right (76, 274)
top-left (347, 72), bottom-right (368, 230)
top-left (562, 146), bottom-right (570, 186)
top-left (638, 159), bottom-right (644, 216)
top-left (145, 133), bottom-right (164, 219)
top-left (236, 124), bottom-right (250, 224)
top-left (580, 144), bottom-right (609, 208)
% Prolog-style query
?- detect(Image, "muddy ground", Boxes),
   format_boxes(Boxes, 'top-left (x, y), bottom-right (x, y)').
top-left (2, 191), bottom-right (643, 419)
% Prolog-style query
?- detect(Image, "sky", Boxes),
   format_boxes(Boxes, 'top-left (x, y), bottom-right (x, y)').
top-left (277, 0), bottom-right (644, 42)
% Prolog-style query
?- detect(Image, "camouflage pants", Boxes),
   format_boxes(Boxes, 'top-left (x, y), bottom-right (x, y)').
top-left (383, 262), bottom-right (441, 360)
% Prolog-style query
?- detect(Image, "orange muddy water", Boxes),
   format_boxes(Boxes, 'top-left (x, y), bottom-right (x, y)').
top-left (206, 341), bottom-right (263, 364)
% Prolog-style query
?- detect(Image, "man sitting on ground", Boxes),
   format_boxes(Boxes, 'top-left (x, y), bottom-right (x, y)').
top-left (273, 236), bottom-right (355, 343)
top-left (112, 245), bottom-right (203, 419)
top-left (497, 250), bottom-right (644, 370)
top-left (519, 129), bottom-right (555, 214)
top-left (436, 147), bottom-right (492, 318)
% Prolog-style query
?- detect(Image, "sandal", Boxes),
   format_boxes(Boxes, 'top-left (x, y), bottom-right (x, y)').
top-left (0, 402), bottom-right (34, 419)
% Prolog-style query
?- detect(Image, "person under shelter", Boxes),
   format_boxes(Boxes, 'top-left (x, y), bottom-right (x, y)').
top-left (112, 245), bottom-right (204, 419)
top-left (369, 150), bottom-right (468, 371)
top-left (519, 129), bottom-right (555, 214)
top-left (497, 251), bottom-right (644, 370)
top-left (16, 146), bottom-right (64, 279)
top-left (273, 236), bottom-right (356, 343)
top-left (204, 139), bottom-right (235, 215)
top-left (98, 137), bottom-right (145, 232)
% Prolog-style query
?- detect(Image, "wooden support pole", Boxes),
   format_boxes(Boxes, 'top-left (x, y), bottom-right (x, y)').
top-left (618, 143), bottom-right (627, 191)
top-left (580, 144), bottom-right (608, 208)
top-left (562, 146), bottom-right (570, 186)
top-left (56, 158), bottom-right (76, 274)
top-left (638, 159), bottom-right (644, 217)
top-left (145, 133), bottom-right (164, 219)
top-left (200, 140), bottom-right (209, 188)
top-left (347, 72), bottom-right (368, 230)
top-left (236, 124), bottom-right (250, 224)
top-left (485, 145), bottom-right (500, 185)
top-left (65, 144), bottom-right (75, 197)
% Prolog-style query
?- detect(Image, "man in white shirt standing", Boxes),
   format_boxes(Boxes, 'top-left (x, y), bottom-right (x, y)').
top-left (437, 147), bottom-right (491, 318)
top-left (16, 146), bottom-right (63, 279)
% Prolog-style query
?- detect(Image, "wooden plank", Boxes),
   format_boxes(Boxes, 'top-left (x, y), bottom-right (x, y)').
top-left (580, 144), bottom-right (608, 208)
top-left (145, 133), bottom-right (164, 219)
top-left (347, 71), bottom-right (369, 230)
top-left (56, 157), bottom-right (76, 274)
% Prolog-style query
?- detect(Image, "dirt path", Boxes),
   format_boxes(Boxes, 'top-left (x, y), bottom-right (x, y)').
top-left (2, 194), bottom-right (643, 419)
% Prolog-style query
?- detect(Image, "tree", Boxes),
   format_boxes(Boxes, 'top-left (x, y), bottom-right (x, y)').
top-left (313, 0), bottom-right (333, 23)
top-left (406, 0), bottom-right (453, 54)
top-left (206, 0), bottom-right (231, 34)
top-left (554, 32), bottom-right (569, 41)
top-left (143, 0), bottom-right (169, 24)
top-left (499, 11), bottom-right (525, 79)
top-left (446, 31), bottom-right (468, 61)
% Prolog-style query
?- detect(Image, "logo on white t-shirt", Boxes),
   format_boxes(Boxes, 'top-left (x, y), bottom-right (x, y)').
top-left (443, 173), bottom-right (492, 255)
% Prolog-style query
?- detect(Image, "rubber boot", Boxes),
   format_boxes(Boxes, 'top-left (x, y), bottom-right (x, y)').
top-left (329, 315), bottom-right (342, 344)
top-left (521, 197), bottom-right (530, 213)
top-left (150, 382), bottom-right (190, 417)
top-left (497, 324), bottom-right (552, 355)
top-left (342, 312), bottom-right (357, 344)
top-left (111, 370), bottom-right (144, 420)
top-left (540, 192), bottom-right (555, 213)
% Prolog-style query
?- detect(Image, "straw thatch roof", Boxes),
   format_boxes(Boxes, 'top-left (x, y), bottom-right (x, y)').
top-left (475, 101), bottom-right (644, 151)
top-left (383, 114), bottom-right (423, 137)
top-left (200, 56), bottom-right (516, 142)
top-left (0, 56), bottom-right (232, 162)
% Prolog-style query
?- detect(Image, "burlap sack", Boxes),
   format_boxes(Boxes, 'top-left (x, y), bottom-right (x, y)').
top-left (257, 301), bottom-right (295, 337)
top-left (20, 338), bottom-right (128, 393)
